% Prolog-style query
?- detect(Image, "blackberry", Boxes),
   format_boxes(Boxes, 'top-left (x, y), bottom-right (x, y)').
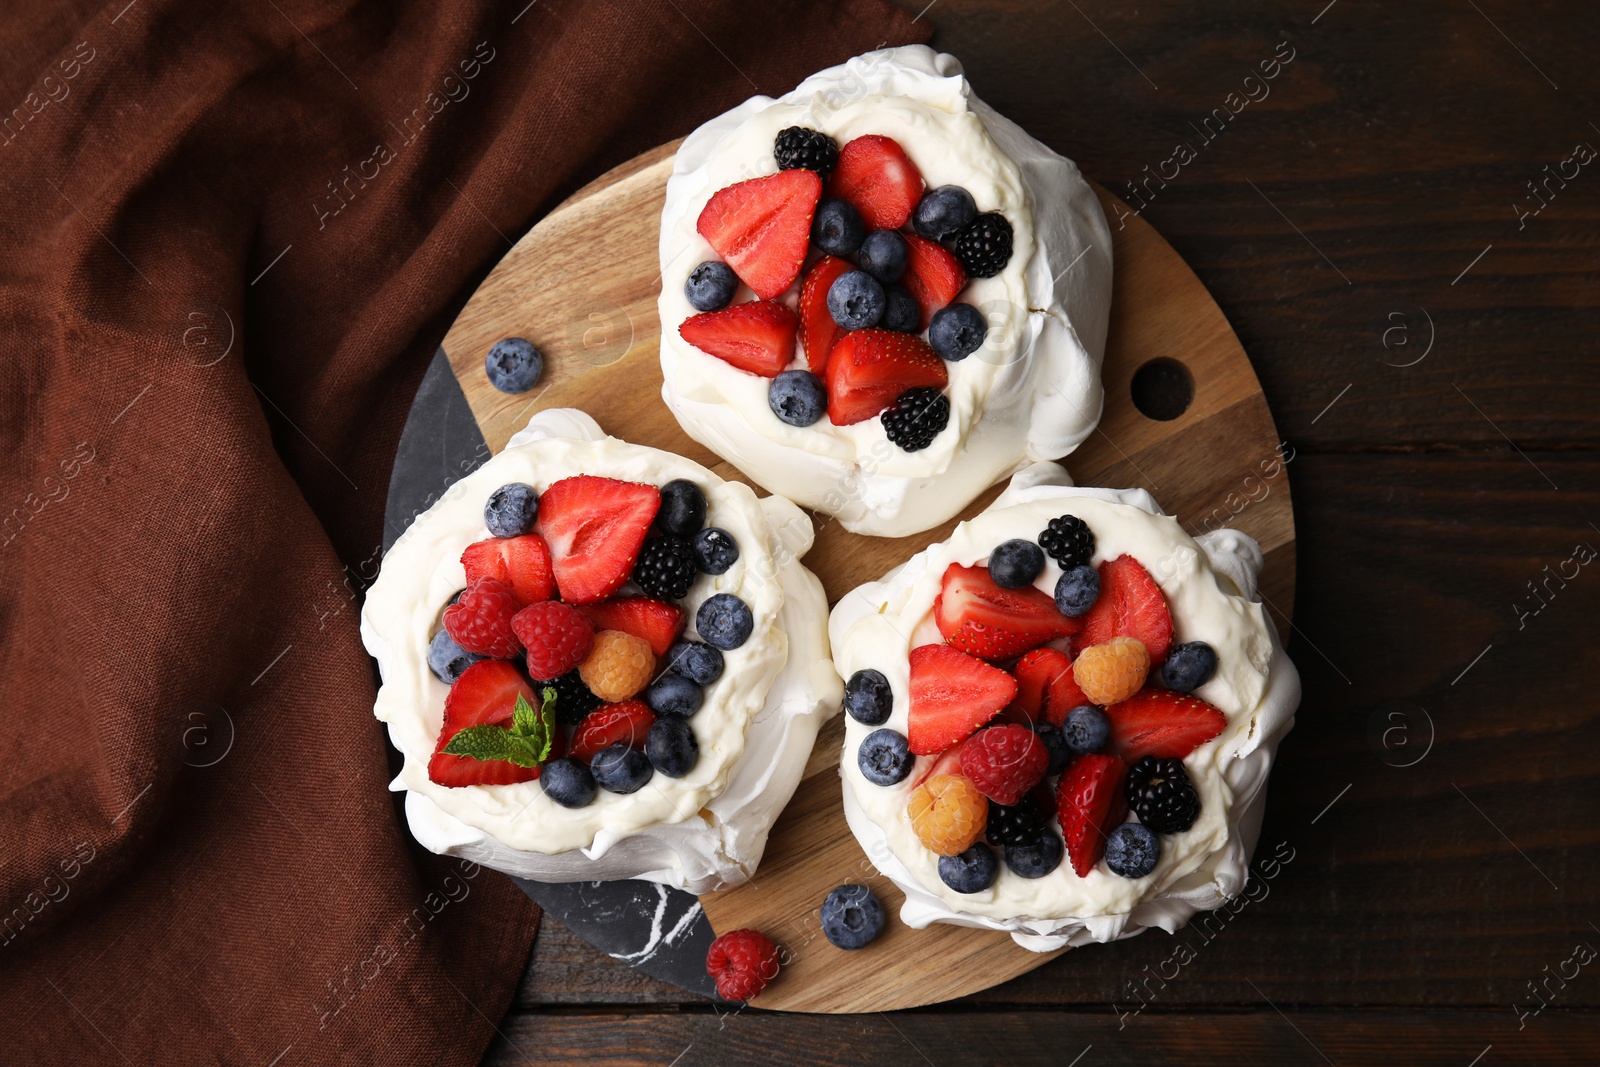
top-left (985, 796), bottom-right (1046, 847)
top-left (774, 126), bottom-right (839, 175)
top-left (1039, 514), bottom-right (1095, 569)
top-left (1126, 757), bottom-right (1201, 834)
top-left (882, 388), bottom-right (950, 452)
top-left (631, 537), bottom-right (697, 601)
top-left (546, 671), bottom-right (600, 725)
top-left (953, 212), bottom-right (1014, 278)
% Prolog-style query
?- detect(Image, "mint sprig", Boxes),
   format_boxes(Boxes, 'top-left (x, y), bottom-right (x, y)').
top-left (443, 687), bottom-right (557, 768)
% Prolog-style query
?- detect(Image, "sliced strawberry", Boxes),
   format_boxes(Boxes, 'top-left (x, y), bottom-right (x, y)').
top-left (1007, 647), bottom-right (1093, 726)
top-left (1076, 555), bottom-right (1174, 662)
top-left (577, 597), bottom-right (684, 657)
top-left (824, 329), bottom-right (948, 425)
top-left (1058, 753), bottom-right (1128, 877)
top-left (696, 169), bottom-right (821, 299)
top-left (679, 300), bottom-right (798, 377)
top-left (798, 255), bottom-right (854, 373)
top-left (912, 741), bottom-right (970, 788)
top-left (569, 699), bottom-right (656, 763)
top-left (907, 643), bottom-right (1017, 755)
top-left (901, 235), bottom-right (967, 330)
top-left (1102, 689), bottom-right (1227, 762)
top-left (461, 534), bottom-right (555, 606)
top-left (933, 563), bottom-right (1080, 662)
top-left (538, 476), bottom-right (661, 604)
top-left (428, 660), bottom-right (542, 786)
top-left (826, 135), bottom-right (923, 231)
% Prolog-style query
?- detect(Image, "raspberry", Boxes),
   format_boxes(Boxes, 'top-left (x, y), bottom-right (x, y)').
top-left (706, 928), bottom-right (781, 1001)
top-left (958, 724), bottom-right (1048, 806)
top-left (1073, 636), bottom-right (1150, 706)
top-left (442, 578), bottom-right (522, 659)
top-left (907, 774), bottom-right (988, 856)
top-left (578, 629), bottom-right (656, 702)
top-left (512, 601), bottom-right (594, 681)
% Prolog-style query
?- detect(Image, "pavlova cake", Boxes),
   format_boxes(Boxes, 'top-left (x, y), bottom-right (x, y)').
top-left (657, 45), bottom-right (1112, 537)
top-left (362, 409), bottom-right (841, 893)
top-left (829, 462), bottom-right (1299, 949)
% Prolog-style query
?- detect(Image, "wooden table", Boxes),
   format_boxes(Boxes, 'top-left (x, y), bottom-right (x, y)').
top-left (483, 1), bottom-right (1600, 1062)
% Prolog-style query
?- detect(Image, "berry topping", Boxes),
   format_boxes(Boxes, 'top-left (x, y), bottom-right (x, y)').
top-left (960, 724), bottom-right (1049, 805)
top-left (1074, 636), bottom-right (1151, 706)
top-left (706, 928), bottom-right (780, 1002)
top-left (938, 843), bottom-right (999, 893)
top-left (881, 387), bottom-right (950, 452)
top-left (1039, 514), bottom-right (1095, 569)
top-left (1102, 689), bottom-right (1226, 762)
top-left (858, 727), bottom-right (913, 786)
top-left (769, 369), bottom-right (828, 427)
top-left (798, 255), bottom-right (854, 373)
top-left (666, 640), bottom-right (724, 685)
top-left (1009, 647), bottom-right (1090, 726)
top-left (825, 329), bottom-right (949, 426)
top-left (692, 527), bottom-right (740, 575)
top-left (1061, 704), bottom-right (1111, 755)
top-left (1105, 822), bottom-right (1161, 878)
top-left (1058, 752), bottom-right (1129, 877)
top-left (645, 672), bottom-right (704, 718)
top-left (696, 169), bottom-right (821, 299)
top-left (908, 773), bottom-right (988, 856)
top-left (569, 699), bottom-right (655, 763)
top-left (928, 303), bottom-right (988, 361)
top-left (1054, 564), bottom-right (1101, 617)
top-left (900, 235), bottom-right (967, 331)
top-left (427, 660), bottom-right (545, 787)
top-left (1126, 756), bottom-right (1202, 833)
top-left (685, 260), bottom-right (740, 312)
top-left (827, 134), bottom-right (923, 231)
top-left (461, 534), bottom-right (556, 606)
top-left (881, 285), bottom-right (921, 333)
top-left (985, 794), bottom-right (1047, 847)
top-left (988, 538), bottom-right (1045, 589)
top-left (577, 596), bottom-right (685, 657)
top-left (512, 600), bottom-right (595, 681)
top-left (820, 884), bottom-right (885, 950)
top-left (578, 629), bottom-right (656, 702)
top-left (827, 269), bottom-right (886, 330)
top-left (933, 562), bottom-right (1079, 661)
top-left (913, 184), bottom-right (978, 239)
top-left (1162, 641), bottom-right (1219, 693)
top-left (546, 670), bottom-right (601, 725)
top-left (811, 197), bottom-right (866, 257)
top-left (442, 578), bottom-right (522, 658)
top-left (678, 299), bottom-right (800, 377)
top-left (952, 211), bottom-right (1014, 278)
top-left (858, 229), bottom-right (908, 283)
top-left (485, 337), bottom-right (543, 394)
top-left (906, 643), bottom-right (1017, 755)
top-left (1032, 722), bottom-right (1072, 776)
top-left (1004, 831), bottom-right (1064, 879)
top-left (646, 717), bottom-right (700, 777)
top-left (538, 475), bottom-right (661, 605)
top-left (1077, 555), bottom-right (1174, 662)
top-left (540, 757), bottom-right (596, 808)
top-left (590, 741), bottom-right (654, 794)
top-left (773, 125), bottom-right (839, 175)
top-left (844, 668), bottom-right (894, 725)
top-left (484, 482), bottom-right (539, 538)
top-left (631, 537), bottom-right (698, 601)
top-left (656, 479), bottom-right (707, 538)
top-left (427, 628), bottom-right (484, 685)
top-left (696, 592), bottom-right (754, 650)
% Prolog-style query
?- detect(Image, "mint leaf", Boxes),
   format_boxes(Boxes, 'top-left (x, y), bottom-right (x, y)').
top-left (508, 689), bottom-right (556, 765)
top-left (441, 725), bottom-right (539, 767)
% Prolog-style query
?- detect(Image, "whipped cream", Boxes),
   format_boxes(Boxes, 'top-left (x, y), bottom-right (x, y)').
top-left (658, 45), bottom-right (1113, 537)
top-left (362, 409), bottom-right (842, 894)
top-left (830, 463), bottom-right (1299, 950)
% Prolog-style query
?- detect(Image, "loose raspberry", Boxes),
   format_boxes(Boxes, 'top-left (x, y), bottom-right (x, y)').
top-left (442, 578), bottom-right (522, 659)
top-left (578, 629), bottom-right (656, 702)
top-left (1073, 636), bottom-right (1150, 706)
top-left (959, 724), bottom-right (1049, 806)
top-left (907, 773), bottom-right (988, 856)
top-left (706, 928), bottom-right (781, 1001)
top-left (512, 601), bottom-right (595, 681)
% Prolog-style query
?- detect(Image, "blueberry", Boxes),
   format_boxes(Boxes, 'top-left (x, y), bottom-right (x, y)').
top-left (1031, 722), bottom-right (1072, 777)
top-left (858, 230), bottom-right (908, 283)
top-left (882, 285), bottom-right (920, 333)
top-left (697, 592), bottom-right (753, 650)
top-left (1054, 564), bottom-right (1101, 617)
top-left (1162, 642), bottom-right (1218, 693)
top-left (1105, 822), bottom-right (1161, 878)
top-left (769, 369), bottom-right (827, 427)
top-left (657, 479), bottom-right (707, 538)
top-left (938, 844), bottom-right (999, 893)
top-left (685, 261), bottom-right (739, 312)
top-left (667, 640), bottom-right (724, 685)
top-left (843, 669), bottom-right (893, 725)
top-left (485, 338), bottom-right (543, 394)
top-left (646, 672), bottom-right (704, 718)
top-left (857, 728), bottom-right (912, 786)
top-left (1062, 705), bottom-right (1110, 755)
top-left (590, 742), bottom-right (653, 794)
top-left (427, 628), bottom-right (484, 684)
top-left (812, 197), bottom-right (865, 257)
top-left (989, 539), bottom-right (1045, 589)
top-left (819, 884), bottom-right (885, 950)
top-left (912, 184), bottom-right (978, 239)
top-left (646, 717), bottom-right (699, 778)
top-left (540, 757), bottom-right (596, 808)
top-left (1004, 831), bottom-right (1064, 878)
top-left (693, 527), bottom-right (740, 575)
top-left (928, 303), bottom-right (987, 361)
top-left (484, 482), bottom-right (539, 537)
top-left (827, 270), bottom-right (885, 330)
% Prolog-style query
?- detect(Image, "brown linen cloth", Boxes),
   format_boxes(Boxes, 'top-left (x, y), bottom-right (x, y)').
top-left (0, 1), bottom-right (927, 1063)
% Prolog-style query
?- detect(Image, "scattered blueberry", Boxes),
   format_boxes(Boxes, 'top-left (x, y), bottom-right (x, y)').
top-left (843, 669), bottom-right (893, 725)
top-left (882, 285), bottom-right (920, 333)
top-left (685, 261), bottom-right (739, 312)
top-left (1031, 722), bottom-right (1072, 777)
top-left (827, 270), bottom-right (885, 330)
top-left (819, 884), bottom-right (885, 950)
top-left (912, 184), bottom-right (978, 239)
top-left (657, 479), bottom-right (707, 539)
top-left (769, 369), bottom-right (828, 426)
top-left (485, 338), bottom-right (543, 394)
top-left (540, 757), bottom-right (597, 808)
top-left (590, 742), bottom-right (654, 794)
top-left (1004, 831), bottom-right (1064, 878)
top-left (646, 717), bottom-right (699, 778)
top-left (857, 728), bottom-right (912, 786)
top-left (988, 538), bottom-right (1045, 589)
top-left (428, 628), bottom-right (484, 684)
top-left (483, 482), bottom-right (539, 537)
top-left (938, 844), bottom-right (999, 893)
top-left (697, 592), bottom-right (753, 650)
top-left (693, 527), bottom-right (740, 575)
top-left (812, 197), bottom-right (866, 257)
top-left (1105, 822), bottom-right (1161, 878)
top-left (1062, 705), bottom-right (1110, 755)
top-left (646, 672), bottom-right (704, 718)
top-left (858, 230), bottom-right (908, 283)
top-left (667, 640), bottom-right (724, 686)
top-left (1162, 641), bottom-right (1218, 693)
top-left (1054, 564), bottom-right (1101, 617)
top-left (928, 303), bottom-right (987, 361)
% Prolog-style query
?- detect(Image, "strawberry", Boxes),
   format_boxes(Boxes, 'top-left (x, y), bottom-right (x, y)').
top-left (679, 300), bottom-right (798, 377)
top-left (900, 235), bottom-right (967, 330)
top-left (907, 643), bottom-right (1017, 755)
top-left (442, 578), bottom-right (522, 659)
top-left (912, 741), bottom-right (969, 788)
top-left (1058, 753), bottom-right (1128, 877)
top-left (959, 724), bottom-right (1048, 805)
top-left (798, 255), bottom-right (854, 373)
top-left (934, 563), bottom-right (1080, 661)
top-left (461, 534), bottom-right (555, 606)
top-left (1102, 689), bottom-right (1227, 762)
top-left (1006, 648), bottom-right (1092, 726)
top-left (428, 660), bottom-right (545, 786)
top-left (538, 476), bottom-right (660, 604)
top-left (577, 596), bottom-right (684, 657)
top-left (824, 329), bottom-right (948, 425)
top-left (826, 135), bottom-right (923, 231)
top-left (1076, 555), bottom-right (1174, 662)
top-left (696, 169), bottom-right (821, 299)
top-left (569, 699), bottom-right (656, 763)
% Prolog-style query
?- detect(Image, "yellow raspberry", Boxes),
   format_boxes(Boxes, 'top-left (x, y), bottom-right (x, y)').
top-left (579, 629), bottom-right (655, 702)
top-left (907, 774), bottom-right (987, 856)
top-left (1074, 636), bottom-right (1150, 705)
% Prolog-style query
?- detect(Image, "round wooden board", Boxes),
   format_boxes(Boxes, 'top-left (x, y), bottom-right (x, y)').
top-left (435, 138), bottom-right (1294, 1012)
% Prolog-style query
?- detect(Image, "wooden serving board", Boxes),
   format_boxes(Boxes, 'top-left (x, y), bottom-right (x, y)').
top-left (435, 138), bottom-right (1294, 1012)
